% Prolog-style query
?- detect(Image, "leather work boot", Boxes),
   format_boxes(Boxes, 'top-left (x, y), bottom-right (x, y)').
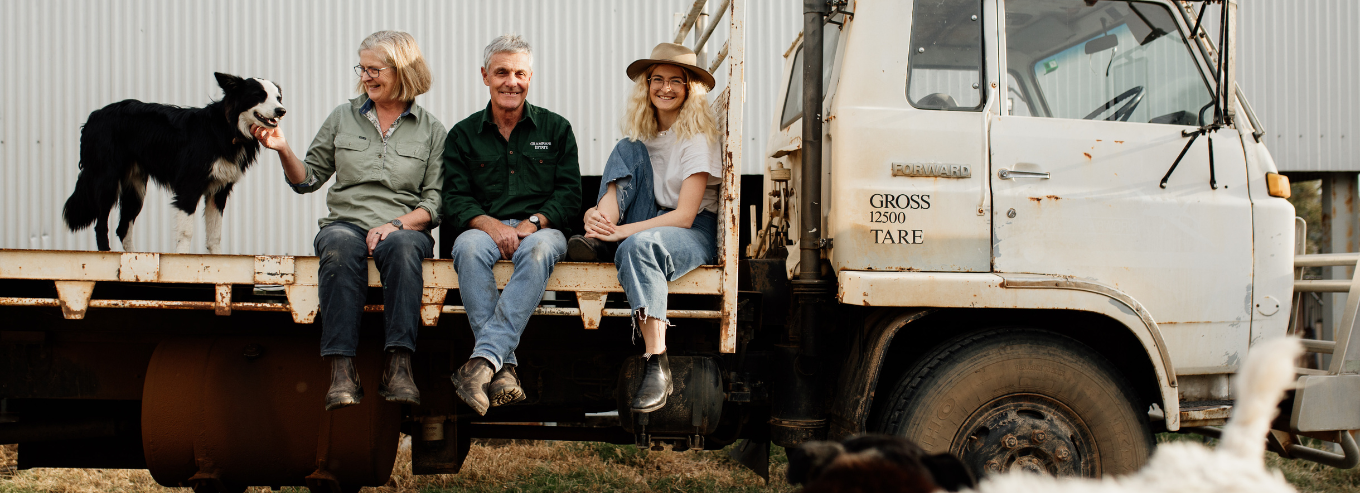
top-left (630, 351), bottom-right (673, 413)
top-left (567, 235), bottom-right (617, 262)
top-left (452, 357), bottom-right (494, 416)
top-left (488, 364), bottom-right (526, 407)
top-left (324, 355), bottom-right (364, 411)
top-left (378, 348), bottom-right (421, 405)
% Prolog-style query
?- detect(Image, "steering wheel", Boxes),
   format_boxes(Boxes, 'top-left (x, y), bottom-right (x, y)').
top-left (1082, 86), bottom-right (1145, 121)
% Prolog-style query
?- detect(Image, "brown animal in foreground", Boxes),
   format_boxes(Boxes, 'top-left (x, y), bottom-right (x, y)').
top-left (788, 434), bottom-right (976, 493)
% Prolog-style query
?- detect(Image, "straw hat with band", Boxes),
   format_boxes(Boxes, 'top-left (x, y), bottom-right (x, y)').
top-left (626, 42), bottom-right (716, 90)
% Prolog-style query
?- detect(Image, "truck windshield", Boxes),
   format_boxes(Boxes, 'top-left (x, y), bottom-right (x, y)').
top-left (1006, 0), bottom-right (1213, 124)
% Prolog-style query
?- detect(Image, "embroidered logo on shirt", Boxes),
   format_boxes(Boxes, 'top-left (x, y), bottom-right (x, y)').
top-left (529, 141), bottom-right (552, 150)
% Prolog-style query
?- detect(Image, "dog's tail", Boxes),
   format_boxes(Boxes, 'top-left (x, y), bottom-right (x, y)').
top-left (62, 168), bottom-right (113, 232)
top-left (62, 175), bottom-right (101, 231)
top-left (65, 115), bottom-right (122, 232)
top-left (1219, 336), bottom-right (1303, 460)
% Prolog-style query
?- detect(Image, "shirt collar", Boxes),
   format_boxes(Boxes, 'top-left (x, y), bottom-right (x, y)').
top-left (478, 101), bottom-right (538, 133)
top-left (354, 95), bottom-right (416, 120)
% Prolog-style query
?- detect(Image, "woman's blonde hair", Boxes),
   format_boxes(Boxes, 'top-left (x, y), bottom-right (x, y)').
top-left (620, 64), bottom-right (718, 143)
top-left (355, 31), bottom-right (432, 102)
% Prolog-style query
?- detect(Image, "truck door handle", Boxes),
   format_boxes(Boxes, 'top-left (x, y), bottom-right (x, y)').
top-left (998, 169), bottom-right (1051, 180)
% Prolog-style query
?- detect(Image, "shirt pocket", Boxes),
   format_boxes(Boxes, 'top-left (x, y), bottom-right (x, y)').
top-left (468, 153), bottom-right (506, 201)
top-left (388, 142), bottom-right (431, 192)
top-left (332, 133), bottom-right (371, 186)
top-left (523, 150), bottom-right (556, 194)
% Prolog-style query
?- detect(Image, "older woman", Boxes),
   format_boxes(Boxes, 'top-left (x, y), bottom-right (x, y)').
top-left (255, 31), bottom-right (445, 411)
top-left (568, 43), bottom-right (722, 413)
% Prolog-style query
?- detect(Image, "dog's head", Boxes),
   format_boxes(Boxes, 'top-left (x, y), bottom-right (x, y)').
top-left (215, 72), bottom-right (286, 140)
top-left (788, 435), bottom-right (976, 493)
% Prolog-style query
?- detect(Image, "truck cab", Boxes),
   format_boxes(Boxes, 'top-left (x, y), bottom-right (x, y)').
top-left (756, 0), bottom-right (1355, 477)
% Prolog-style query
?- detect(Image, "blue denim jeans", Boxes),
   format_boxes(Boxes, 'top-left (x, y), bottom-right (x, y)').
top-left (449, 220), bottom-right (567, 371)
top-left (600, 139), bottom-right (719, 324)
top-left (314, 221), bottom-right (433, 357)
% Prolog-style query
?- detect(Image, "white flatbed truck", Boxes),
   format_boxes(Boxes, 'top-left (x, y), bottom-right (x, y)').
top-left (1, 1), bottom-right (1357, 490)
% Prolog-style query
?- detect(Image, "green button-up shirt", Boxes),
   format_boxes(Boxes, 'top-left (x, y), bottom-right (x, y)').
top-left (288, 95), bottom-right (446, 231)
top-left (442, 102), bottom-right (581, 235)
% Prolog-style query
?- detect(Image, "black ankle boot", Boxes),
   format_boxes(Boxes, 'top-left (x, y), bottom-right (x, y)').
top-left (567, 235), bottom-right (617, 262)
top-left (379, 348), bottom-right (420, 405)
top-left (630, 351), bottom-right (672, 413)
top-left (325, 355), bottom-right (363, 411)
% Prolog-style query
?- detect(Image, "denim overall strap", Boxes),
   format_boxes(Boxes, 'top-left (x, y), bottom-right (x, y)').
top-left (598, 139), bottom-right (660, 225)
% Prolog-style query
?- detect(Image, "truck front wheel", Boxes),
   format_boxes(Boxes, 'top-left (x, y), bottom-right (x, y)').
top-left (873, 328), bottom-right (1153, 478)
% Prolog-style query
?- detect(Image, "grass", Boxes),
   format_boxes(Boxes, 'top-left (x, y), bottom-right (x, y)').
top-left (1157, 432), bottom-right (1360, 493)
top-left (0, 439), bottom-right (796, 493)
top-left (3, 435), bottom-right (1357, 492)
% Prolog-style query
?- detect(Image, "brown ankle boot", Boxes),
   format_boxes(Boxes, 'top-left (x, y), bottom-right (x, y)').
top-left (325, 355), bottom-right (363, 411)
top-left (488, 364), bottom-right (526, 407)
top-left (452, 357), bottom-right (494, 416)
top-left (379, 348), bottom-right (420, 405)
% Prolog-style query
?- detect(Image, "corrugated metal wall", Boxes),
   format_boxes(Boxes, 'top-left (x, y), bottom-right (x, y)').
top-left (1237, 0), bottom-right (1359, 172)
top-left (0, 0), bottom-right (800, 254)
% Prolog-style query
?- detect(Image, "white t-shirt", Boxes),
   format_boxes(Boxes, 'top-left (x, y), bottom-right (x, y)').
top-left (643, 130), bottom-right (723, 213)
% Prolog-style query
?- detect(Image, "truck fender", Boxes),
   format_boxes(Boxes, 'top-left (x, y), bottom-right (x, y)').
top-left (833, 271), bottom-right (1181, 435)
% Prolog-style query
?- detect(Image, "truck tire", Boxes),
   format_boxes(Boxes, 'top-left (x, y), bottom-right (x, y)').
top-left (873, 328), bottom-right (1153, 478)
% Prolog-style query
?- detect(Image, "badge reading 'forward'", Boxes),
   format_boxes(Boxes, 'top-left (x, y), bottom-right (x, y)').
top-left (891, 162), bottom-right (971, 178)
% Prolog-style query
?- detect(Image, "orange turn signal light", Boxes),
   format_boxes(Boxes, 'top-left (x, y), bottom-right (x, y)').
top-left (1266, 172), bottom-right (1291, 198)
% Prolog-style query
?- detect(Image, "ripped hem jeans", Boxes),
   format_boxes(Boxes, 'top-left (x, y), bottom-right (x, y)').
top-left (599, 139), bottom-right (718, 326)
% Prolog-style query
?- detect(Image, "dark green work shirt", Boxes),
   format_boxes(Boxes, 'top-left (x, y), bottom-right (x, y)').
top-left (442, 102), bottom-right (581, 235)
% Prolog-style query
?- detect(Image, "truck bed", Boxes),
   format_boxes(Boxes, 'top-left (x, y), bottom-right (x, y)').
top-left (0, 249), bottom-right (736, 352)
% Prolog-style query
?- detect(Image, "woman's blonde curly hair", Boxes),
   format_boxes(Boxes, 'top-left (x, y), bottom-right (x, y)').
top-left (620, 64), bottom-right (718, 143)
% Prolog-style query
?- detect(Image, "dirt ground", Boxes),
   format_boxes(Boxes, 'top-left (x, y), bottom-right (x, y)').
top-left (3, 435), bottom-right (1358, 493)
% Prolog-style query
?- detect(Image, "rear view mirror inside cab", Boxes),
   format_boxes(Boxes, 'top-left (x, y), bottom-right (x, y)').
top-left (1084, 34), bottom-right (1118, 54)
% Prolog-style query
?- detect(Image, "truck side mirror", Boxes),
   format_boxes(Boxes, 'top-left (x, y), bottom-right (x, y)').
top-left (1084, 34), bottom-right (1118, 55)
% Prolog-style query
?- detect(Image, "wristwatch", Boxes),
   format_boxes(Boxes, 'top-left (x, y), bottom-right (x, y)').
top-left (528, 215), bottom-right (542, 231)
top-left (390, 219), bottom-right (404, 230)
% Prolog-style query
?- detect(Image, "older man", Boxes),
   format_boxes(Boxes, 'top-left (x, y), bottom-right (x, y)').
top-left (442, 34), bottom-right (580, 416)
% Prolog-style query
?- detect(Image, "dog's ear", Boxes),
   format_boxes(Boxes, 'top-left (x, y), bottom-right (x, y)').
top-left (787, 441), bottom-right (846, 486)
top-left (214, 72), bottom-right (244, 91)
top-left (920, 453), bottom-right (976, 492)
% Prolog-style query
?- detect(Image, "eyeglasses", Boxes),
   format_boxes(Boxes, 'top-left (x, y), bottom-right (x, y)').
top-left (354, 65), bottom-right (391, 79)
top-left (648, 76), bottom-right (687, 90)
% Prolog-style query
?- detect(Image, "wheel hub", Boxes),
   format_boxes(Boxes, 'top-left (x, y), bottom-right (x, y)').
top-left (951, 393), bottom-right (1098, 478)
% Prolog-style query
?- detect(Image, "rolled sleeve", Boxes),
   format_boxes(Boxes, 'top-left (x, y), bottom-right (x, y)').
top-left (289, 108), bottom-right (342, 194)
top-left (535, 124), bottom-right (582, 229)
top-left (417, 127), bottom-right (447, 227)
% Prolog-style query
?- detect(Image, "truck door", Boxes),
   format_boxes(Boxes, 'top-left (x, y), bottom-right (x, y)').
top-left (828, 0), bottom-right (994, 273)
top-left (990, 0), bottom-right (1253, 370)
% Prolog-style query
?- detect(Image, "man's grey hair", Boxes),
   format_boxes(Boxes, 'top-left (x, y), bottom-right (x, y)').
top-left (483, 34), bottom-right (533, 71)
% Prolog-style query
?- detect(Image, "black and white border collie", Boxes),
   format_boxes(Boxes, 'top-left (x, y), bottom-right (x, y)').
top-left (63, 72), bottom-right (286, 253)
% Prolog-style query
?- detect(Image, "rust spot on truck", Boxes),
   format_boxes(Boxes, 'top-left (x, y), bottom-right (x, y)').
top-left (1046, 195), bottom-right (1061, 201)
top-left (1083, 152), bottom-right (1092, 159)
top-left (1115, 140), bottom-right (1125, 144)
top-left (1029, 197), bottom-right (1044, 203)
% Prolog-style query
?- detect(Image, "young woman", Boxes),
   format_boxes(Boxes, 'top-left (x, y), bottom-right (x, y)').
top-left (568, 43), bottom-right (722, 413)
